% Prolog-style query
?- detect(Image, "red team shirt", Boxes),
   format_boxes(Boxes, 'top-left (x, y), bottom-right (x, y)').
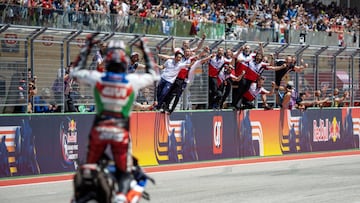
top-left (243, 83), bottom-right (269, 101)
top-left (208, 56), bottom-right (231, 78)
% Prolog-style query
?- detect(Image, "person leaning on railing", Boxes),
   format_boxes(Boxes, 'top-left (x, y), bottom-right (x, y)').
top-left (331, 88), bottom-right (349, 107)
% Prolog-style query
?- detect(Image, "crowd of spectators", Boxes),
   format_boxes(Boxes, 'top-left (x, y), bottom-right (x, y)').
top-left (1, 0), bottom-right (359, 41)
top-left (281, 80), bottom-right (350, 112)
top-left (1, 0), bottom-right (356, 113)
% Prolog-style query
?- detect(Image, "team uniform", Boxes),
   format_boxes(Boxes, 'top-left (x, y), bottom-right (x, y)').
top-left (163, 56), bottom-right (197, 113)
top-left (232, 59), bottom-right (270, 109)
top-left (241, 82), bottom-right (270, 109)
top-left (71, 70), bottom-right (158, 172)
top-left (208, 55), bottom-right (231, 108)
top-left (274, 59), bottom-right (295, 87)
top-left (156, 58), bottom-right (187, 110)
top-left (217, 63), bottom-right (236, 108)
top-left (233, 52), bottom-right (256, 105)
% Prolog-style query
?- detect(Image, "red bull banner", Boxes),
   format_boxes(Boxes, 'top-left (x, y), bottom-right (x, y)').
top-left (0, 108), bottom-right (359, 178)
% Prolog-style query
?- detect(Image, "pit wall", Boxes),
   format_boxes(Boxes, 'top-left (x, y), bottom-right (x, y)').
top-left (0, 108), bottom-right (359, 178)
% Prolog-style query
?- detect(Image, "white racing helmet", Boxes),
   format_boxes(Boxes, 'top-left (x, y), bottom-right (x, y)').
top-left (104, 40), bottom-right (130, 73)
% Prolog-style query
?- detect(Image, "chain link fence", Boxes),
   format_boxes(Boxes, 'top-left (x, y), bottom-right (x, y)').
top-left (0, 24), bottom-right (360, 113)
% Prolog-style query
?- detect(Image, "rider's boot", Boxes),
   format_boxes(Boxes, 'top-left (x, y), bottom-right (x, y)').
top-left (113, 193), bottom-right (127, 203)
top-left (126, 180), bottom-right (144, 203)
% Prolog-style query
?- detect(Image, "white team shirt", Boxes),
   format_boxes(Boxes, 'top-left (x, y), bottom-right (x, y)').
top-left (161, 59), bottom-right (188, 83)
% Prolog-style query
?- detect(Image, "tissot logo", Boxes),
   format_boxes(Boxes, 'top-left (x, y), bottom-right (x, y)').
top-left (213, 116), bottom-right (223, 154)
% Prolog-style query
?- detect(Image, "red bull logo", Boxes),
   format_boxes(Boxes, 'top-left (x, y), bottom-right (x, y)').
top-left (329, 117), bottom-right (340, 142)
top-left (313, 117), bottom-right (340, 142)
top-left (68, 119), bottom-right (77, 131)
top-left (313, 119), bottom-right (329, 142)
top-left (60, 119), bottom-right (79, 168)
top-left (68, 120), bottom-right (77, 143)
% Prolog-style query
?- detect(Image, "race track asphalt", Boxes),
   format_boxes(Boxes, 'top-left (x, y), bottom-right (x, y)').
top-left (1, 153), bottom-right (360, 203)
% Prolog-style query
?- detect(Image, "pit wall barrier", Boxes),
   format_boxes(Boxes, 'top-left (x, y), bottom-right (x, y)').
top-left (0, 107), bottom-right (359, 178)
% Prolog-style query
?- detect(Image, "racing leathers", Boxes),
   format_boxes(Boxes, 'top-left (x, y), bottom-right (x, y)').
top-left (70, 36), bottom-right (159, 203)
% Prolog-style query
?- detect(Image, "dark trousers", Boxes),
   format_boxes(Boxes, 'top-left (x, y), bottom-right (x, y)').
top-left (156, 78), bottom-right (173, 109)
top-left (231, 78), bottom-right (253, 109)
top-left (208, 77), bottom-right (221, 109)
top-left (164, 78), bottom-right (186, 112)
top-left (219, 78), bottom-right (232, 108)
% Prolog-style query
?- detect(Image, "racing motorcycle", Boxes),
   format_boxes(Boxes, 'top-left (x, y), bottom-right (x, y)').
top-left (71, 155), bottom-right (155, 203)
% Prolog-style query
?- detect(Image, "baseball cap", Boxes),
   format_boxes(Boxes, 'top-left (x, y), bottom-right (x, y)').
top-left (131, 52), bottom-right (139, 57)
top-left (286, 81), bottom-right (294, 89)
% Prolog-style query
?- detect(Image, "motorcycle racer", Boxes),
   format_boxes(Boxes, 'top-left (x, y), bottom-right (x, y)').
top-left (70, 33), bottom-right (159, 203)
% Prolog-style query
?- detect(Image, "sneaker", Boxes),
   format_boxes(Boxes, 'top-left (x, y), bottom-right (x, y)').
top-left (264, 105), bottom-right (273, 110)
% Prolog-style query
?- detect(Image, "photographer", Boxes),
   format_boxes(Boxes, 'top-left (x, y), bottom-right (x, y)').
top-left (53, 63), bottom-right (78, 112)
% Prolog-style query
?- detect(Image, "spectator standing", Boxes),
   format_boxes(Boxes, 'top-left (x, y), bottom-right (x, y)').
top-left (52, 65), bottom-right (65, 109)
top-left (172, 33), bottom-right (206, 55)
top-left (68, 83), bottom-right (83, 111)
top-left (207, 47), bottom-right (230, 109)
top-left (279, 18), bottom-right (288, 43)
top-left (218, 62), bottom-right (243, 109)
top-left (117, 0), bottom-right (130, 32)
top-left (281, 81), bottom-right (297, 110)
top-left (109, 0), bottom-right (120, 30)
top-left (233, 44), bottom-right (256, 104)
top-left (232, 51), bottom-right (284, 110)
top-left (332, 88), bottom-right (349, 107)
top-left (13, 79), bottom-right (28, 113)
top-left (162, 48), bottom-right (212, 113)
top-left (155, 52), bottom-right (189, 111)
top-left (92, 41), bottom-right (108, 72)
top-left (64, 65), bottom-right (78, 112)
top-left (52, 63), bottom-right (75, 112)
top-left (128, 52), bottom-right (146, 73)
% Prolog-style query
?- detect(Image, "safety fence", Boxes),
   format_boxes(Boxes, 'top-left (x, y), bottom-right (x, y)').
top-left (0, 24), bottom-right (360, 113)
top-left (0, 3), bottom-right (359, 47)
top-left (0, 108), bottom-right (359, 177)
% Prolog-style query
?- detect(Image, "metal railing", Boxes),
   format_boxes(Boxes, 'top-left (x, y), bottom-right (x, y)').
top-left (0, 24), bottom-right (360, 113)
top-left (1, 4), bottom-right (359, 47)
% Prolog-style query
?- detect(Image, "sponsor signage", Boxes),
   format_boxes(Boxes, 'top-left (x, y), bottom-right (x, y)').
top-left (42, 35), bottom-right (54, 46)
top-left (1, 33), bottom-right (20, 53)
top-left (213, 116), bottom-right (223, 154)
top-left (313, 117), bottom-right (340, 142)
